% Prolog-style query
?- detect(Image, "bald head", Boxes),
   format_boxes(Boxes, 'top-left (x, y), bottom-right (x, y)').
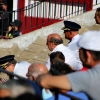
top-left (46, 33), bottom-right (63, 51)
top-left (47, 33), bottom-right (62, 41)
top-left (27, 63), bottom-right (48, 81)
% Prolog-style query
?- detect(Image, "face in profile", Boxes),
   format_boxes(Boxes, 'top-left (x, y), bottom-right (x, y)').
top-left (5, 64), bottom-right (14, 73)
top-left (79, 48), bottom-right (91, 68)
top-left (94, 11), bottom-right (100, 24)
top-left (64, 31), bottom-right (71, 40)
top-left (46, 37), bottom-right (54, 51)
top-left (1, 4), bottom-right (7, 10)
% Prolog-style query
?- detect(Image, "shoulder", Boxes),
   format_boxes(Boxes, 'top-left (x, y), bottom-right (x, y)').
top-left (67, 71), bottom-right (87, 77)
top-left (17, 61), bottom-right (31, 66)
top-left (67, 71), bottom-right (90, 85)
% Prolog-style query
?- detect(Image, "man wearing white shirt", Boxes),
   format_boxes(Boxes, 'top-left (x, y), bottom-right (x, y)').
top-left (62, 20), bottom-right (83, 70)
top-left (0, 55), bottom-right (31, 79)
top-left (14, 61), bottom-right (31, 78)
top-left (46, 33), bottom-right (80, 70)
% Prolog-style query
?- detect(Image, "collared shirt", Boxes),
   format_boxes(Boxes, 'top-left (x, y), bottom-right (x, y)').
top-left (67, 34), bottom-right (80, 48)
top-left (67, 63), bottom-right (100, 100)
top-left (14, 61), bottom-right (31, 79)
top-left (67, 34), bottom-right (83, 70)
top-left (46, 44), bottom-right (80, 70)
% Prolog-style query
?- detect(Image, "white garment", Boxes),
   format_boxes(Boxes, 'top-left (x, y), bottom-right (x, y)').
top-left (67, 34), bottom-right (83, 70)
top-left (42, 88), bottom-right (53, 100)
top-left (14, 61), bottom-right (31, 78)
top-left (46, 44), bottom-right (80, 70)
top-left (19, 32), bottom-right (22, 35)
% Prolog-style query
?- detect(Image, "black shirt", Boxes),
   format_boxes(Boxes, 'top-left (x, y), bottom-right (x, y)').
top-left (8, 30), bottom-right (21, 38)
top-left (0, 10), bottom-right (9, 35)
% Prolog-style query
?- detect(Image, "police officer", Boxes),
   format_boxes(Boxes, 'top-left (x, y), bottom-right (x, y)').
top-left (5, 20), bottom-right (22, 39)
top-left (0, 55), bottom-right (31, 79)
top-left (0, 0), bottom-right (9, 37)
top-left (62, 20), bottom-right (83, 70)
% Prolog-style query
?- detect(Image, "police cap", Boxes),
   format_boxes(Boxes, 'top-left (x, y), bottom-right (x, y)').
top-left (10, 20), bottom-right (22, 27)
top-left (0, 55), bottom-right (15, 69)
top-left (61, 20), bottom-right (81, 31)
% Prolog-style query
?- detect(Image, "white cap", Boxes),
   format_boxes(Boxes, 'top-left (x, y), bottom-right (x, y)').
top-left (77, 30), bottom-right (100, 51)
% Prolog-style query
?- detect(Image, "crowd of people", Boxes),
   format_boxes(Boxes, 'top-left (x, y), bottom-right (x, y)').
top-left (0, 2), bottom-right (100, 100)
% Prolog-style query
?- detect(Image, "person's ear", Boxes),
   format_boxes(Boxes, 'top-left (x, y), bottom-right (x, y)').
top-left (86, 51), bottom-right (92, 63)
top-left (50, 41), bottom-right (55, 49)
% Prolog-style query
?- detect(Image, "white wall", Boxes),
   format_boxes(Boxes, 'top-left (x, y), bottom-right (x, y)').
top-left (93, 0), bottom-right (100, 5)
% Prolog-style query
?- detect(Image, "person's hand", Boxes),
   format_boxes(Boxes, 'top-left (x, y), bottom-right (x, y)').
top-left (4, 36), bottom-right (9, 39)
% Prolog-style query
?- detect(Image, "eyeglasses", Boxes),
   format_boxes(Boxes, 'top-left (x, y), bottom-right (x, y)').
top-left (26, 73), bottom-right (31, 77)
top-left (26, 73), bottom-right (34, 77)
top-left (26, 73), bottom-right (36, 81)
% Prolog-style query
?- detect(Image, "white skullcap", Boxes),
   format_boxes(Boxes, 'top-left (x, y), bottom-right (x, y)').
top-left (77, 30), bottom-right (100, 51)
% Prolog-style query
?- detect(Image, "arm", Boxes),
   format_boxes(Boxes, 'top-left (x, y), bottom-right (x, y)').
top-left (36, 74), bottom-right (71, 90)
top-left (5, 26), bottom-right (12, 38)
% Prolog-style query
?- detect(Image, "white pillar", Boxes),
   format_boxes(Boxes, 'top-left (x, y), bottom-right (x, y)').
top-left (12, 0), bottom-right (18, 21)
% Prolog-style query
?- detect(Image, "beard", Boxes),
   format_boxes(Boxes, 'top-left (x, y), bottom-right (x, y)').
top-left (82, 62), bottom-right (91, 69)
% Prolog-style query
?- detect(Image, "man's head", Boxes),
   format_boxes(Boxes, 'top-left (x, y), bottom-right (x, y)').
top-left (94, 7), bottom-right (100, 24)
top-left (78, 30), bottom-right (100, 68)
top-left (50, 51), bottom-right (65, 65)
top-left (0, 55), bottom-right (17, 73)
top-left (49, 62), bottom-right (75, 93)
top-left (0, 0), bottom-right (7, 10)
top-left (62, 21), bottom-right (81, 40)
top-left (10, 20), bottom-right (22, 31)
top-left (46, 33), bottom-right (63, 51)
top-left (49, 62), bottom-right (75, 75)
top-left (26, 63), bottom-right (48, 81)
